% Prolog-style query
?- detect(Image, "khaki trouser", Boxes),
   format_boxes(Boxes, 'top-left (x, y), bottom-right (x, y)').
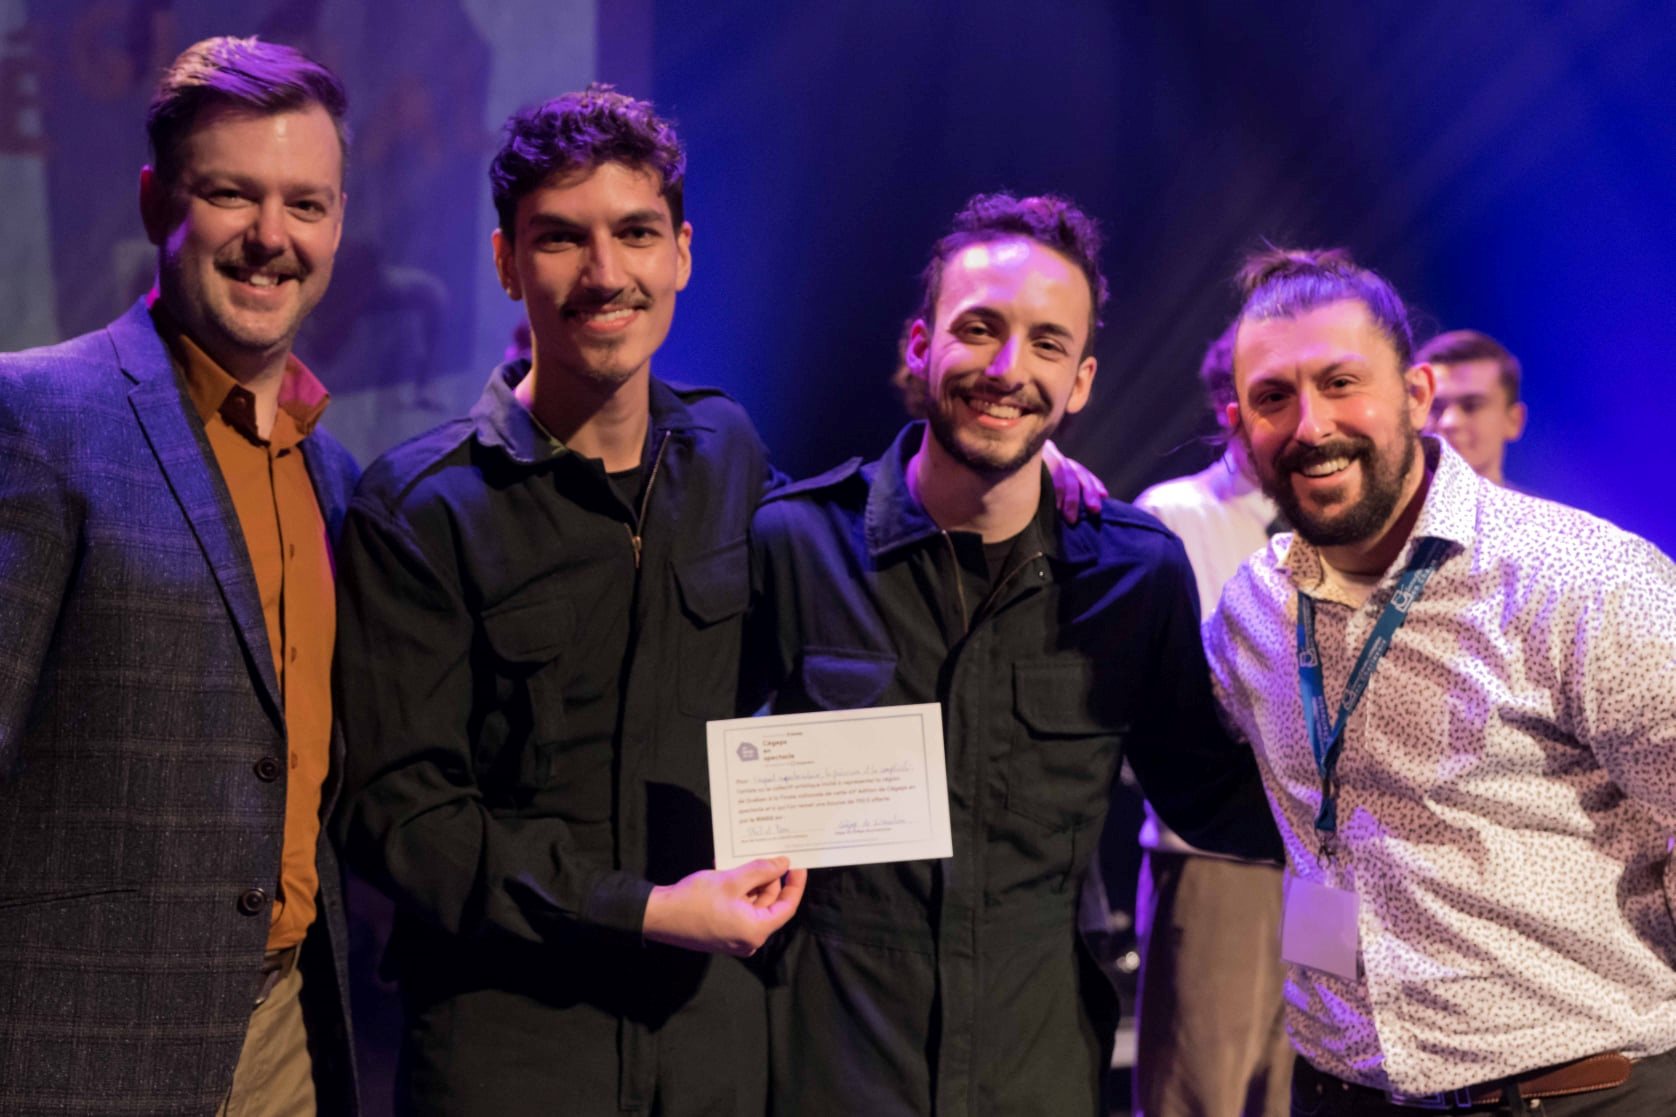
top-left (218, 953), bottom-right (316, 1117)
top-left (1135, 852), bottom-right (1292, 1117)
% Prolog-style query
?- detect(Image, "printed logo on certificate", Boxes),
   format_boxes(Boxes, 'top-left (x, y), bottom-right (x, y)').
top-left (706, 703), bottom-right (955, 870)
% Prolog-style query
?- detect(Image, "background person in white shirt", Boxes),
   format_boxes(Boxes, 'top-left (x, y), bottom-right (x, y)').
top-left (1206, 246), bottom-right (1676, 1115)
top-left (1131, 325), bottom-right (1291, 1117)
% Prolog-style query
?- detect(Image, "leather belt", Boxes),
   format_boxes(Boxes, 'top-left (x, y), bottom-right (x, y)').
top-left (1300, 1051), bottom-right (1633, 1110)
top-left (254, 942), bottom-right (302, 1007)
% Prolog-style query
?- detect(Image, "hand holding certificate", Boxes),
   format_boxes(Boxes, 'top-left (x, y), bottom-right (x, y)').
top-left (642, 856), bottom-right (807, 957)
top-left (706, 703), bottom-right (954, 870)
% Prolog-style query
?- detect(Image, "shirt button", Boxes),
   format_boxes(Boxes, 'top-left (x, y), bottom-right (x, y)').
top-left (254, 755), bottom-right (283, 782)
top-left (290, 647), bottom-right (298, 663)
top-left (237, 887), bottom-right (269, 916)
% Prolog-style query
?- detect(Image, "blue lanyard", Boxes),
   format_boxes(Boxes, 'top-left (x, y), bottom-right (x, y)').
top-left (1297, 536), bottom-right (1451, 843)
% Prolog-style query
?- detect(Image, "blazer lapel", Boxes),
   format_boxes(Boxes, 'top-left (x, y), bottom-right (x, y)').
top-left (301, 438), bottom-right (352, 543)
top-left (110, 303), bottom-right (284, 728)
top-left (300, 433), bottom-right (354, 816)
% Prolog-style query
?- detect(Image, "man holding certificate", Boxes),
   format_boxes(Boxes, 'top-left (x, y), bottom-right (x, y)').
top-left (744, 193), bottom-right (1280, 1115)
top-left (335, 87), bottom-right (806, 1115)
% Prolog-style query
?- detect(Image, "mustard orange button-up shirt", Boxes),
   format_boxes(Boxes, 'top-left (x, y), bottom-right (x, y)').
top-left (156, 308), bottom-right (335, 952)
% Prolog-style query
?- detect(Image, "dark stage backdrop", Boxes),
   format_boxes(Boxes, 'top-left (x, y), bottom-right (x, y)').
top-left (650, 0), bottom-right (1676, 553)
top-left (1, 0), bottom-right (1669, 550)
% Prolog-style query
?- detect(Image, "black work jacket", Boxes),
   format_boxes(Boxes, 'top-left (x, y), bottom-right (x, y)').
top-left (334, 365), bottom-right (773, 1111)
top-left (746, 423), bottom-right (1279, 1117)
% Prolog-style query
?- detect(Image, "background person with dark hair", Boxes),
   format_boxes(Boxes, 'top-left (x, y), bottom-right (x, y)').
top-left (1208, 247), bottom-right (1676, 1114)
top-left (1417, 329), bottom-right (1527, 488)
top-left (747, 192), bottom-right (1277, 1116)
top-left (0, 35), bottom-right (359, 1115)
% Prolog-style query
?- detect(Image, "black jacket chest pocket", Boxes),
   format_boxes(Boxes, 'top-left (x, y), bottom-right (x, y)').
top-left (480, 594), bottom-right (574, 785)
top-left (674, 537), bottom-right (750, 717)
top-left (1005, 659), bottom-right (1128, 830)
top-left (797, 648), bottom-right (897, 711)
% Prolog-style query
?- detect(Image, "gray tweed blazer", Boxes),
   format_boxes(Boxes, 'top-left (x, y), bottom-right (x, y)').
top-left (0, 301), bottom-right (359, 1115)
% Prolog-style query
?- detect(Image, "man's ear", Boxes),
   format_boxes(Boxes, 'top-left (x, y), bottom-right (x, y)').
top-left (675, 221), bottom-right (693, 291)
top-left (905, 318), bottom-right (932, 379)
top-left (1403, 361), bottom-right (1436, 426)
top-left (1224, 401), bottom-right (1243, 437)
top-left (1505, 400), bottom-right (1527, 442)
top-left (1064, 356), bottom-right (1098, 415)
top-left (138, 166), bottom-right (172, 247)
top-left (332, 190), bottom-right (347, 254)
top-left (491, 227), bottom-right (522, 300)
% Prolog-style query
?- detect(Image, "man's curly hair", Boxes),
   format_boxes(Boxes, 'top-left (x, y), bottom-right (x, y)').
top-left (491, 83), bottom-right (686, 239)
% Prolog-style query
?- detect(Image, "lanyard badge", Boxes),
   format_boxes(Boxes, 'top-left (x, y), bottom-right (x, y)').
top-left (1296, 536), bottom-right (1450, 858)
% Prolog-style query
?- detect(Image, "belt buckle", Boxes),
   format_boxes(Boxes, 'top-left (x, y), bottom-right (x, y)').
top-left (1385, 1087), bottom-right (1474, 1110)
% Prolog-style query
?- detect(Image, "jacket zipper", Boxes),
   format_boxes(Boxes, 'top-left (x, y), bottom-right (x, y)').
top-left (941, 535), bottom-right (1049, 636)
top-left (625, 430), bottom-right (672, 569)
top-left (978, 549), bottom-right (1047, 621)
top-left (940, 531), bottom-right (971, 638)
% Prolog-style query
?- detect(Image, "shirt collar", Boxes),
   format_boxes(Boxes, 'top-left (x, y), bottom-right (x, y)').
top-left (1280, 435), bottom-right (1476, 594)
top-left (470, 362), bottom-right (710, 467)
top-left (149, 296), bottom-right (329, 445)
top-left (862, 421), bottom-right (1068, 563)
top-left (470, 360), bottom-right (564, 465)
top-left (863, 423), bottom-right (941, 557)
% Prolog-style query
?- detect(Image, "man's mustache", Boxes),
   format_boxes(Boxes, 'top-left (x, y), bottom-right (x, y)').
top-left (1276, 437), bottom-right (1373, 475)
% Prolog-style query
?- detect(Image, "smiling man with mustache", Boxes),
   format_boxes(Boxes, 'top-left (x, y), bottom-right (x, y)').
top-left (1207, 247), bottom-right (1676, 1114)
top-left (332, 86), bottom-right (805, 1116)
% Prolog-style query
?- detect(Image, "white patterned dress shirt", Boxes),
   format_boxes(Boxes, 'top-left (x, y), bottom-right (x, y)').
top-left (1205, 435), bottom-right (1676, 1094)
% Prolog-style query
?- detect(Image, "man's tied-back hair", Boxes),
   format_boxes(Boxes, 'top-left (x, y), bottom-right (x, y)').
top-left (147, 36), bottom-right (349, 188)
top-left (1235, 245), bottom-right (1415, 370)
top-left (917, 192), bottom-right (1109, 358)
top-left (491, 83), bottom-right (687, 240)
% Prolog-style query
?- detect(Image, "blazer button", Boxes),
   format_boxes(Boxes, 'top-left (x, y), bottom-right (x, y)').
top-left (237, 888), bottom-right (269, 916)
top-left (254, 755), bottom-right (283, 782)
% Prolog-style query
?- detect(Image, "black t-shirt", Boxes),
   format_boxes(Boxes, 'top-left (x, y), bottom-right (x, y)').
top-left (982, 532), bottom-right (1024, 585)
top-left (608, 464), bottom-right (645, 512)
top-left (936, 527), bottom-right (1031, 634)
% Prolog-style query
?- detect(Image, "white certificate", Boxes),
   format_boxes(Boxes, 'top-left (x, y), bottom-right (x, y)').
top-left (706, 703), bottom-right (953, 870)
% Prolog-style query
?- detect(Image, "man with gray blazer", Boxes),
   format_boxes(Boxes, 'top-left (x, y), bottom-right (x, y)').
top-left (0, 37), bottom-right (358, 1115)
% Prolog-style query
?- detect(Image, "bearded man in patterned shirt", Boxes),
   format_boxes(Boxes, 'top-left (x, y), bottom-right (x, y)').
top-left (1205, 247), bottom-right (1676, 1115)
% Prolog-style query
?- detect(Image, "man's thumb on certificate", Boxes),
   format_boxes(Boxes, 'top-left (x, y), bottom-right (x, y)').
top-left (643, 857), bottom-right (808, 957)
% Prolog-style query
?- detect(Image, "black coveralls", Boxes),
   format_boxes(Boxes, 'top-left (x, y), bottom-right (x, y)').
top-left (746, 424), bottom-right (1280, 1116)
top-left (335, 366), bottom-right (774, 1115)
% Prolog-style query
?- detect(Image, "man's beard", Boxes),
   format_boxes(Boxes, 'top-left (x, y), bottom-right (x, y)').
top-left (924, 392), bottom-right (1053, 479)
top-left (1258, 416), bottom-right (1419, 548)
